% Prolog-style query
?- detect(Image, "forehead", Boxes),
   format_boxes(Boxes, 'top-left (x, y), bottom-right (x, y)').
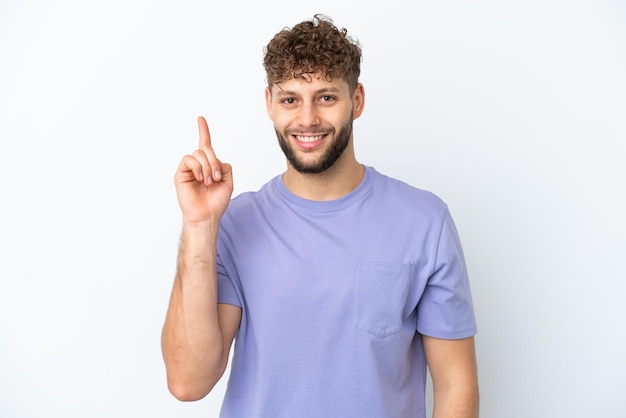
top-left (271, 73), bottom-right (350, 96)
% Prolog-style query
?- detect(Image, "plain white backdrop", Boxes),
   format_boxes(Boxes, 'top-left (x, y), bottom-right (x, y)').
top-left (1, 0), bottom-right (625, 417)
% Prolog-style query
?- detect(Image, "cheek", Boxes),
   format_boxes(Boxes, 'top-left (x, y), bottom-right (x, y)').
top-left (334, 107), bottom-right (355, 126)
top-left (271, 113), bottom-right (292, 129)
top-left (266, 106), bottom-right (276, 122)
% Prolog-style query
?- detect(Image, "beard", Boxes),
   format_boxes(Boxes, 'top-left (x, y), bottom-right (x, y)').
top-left (275, 115), bottom-right (354, 174)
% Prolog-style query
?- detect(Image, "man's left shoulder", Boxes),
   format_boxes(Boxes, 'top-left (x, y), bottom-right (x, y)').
top-left (370, 168), bottom-right (447, 212)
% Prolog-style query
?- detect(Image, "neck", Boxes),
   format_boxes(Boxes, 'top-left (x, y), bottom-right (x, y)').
top-left (282, 143), bottom-right (364, 201)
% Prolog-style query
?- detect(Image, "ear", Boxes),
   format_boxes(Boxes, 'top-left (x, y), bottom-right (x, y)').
top-left (265, 87), bottom-right (274, 121)
top-left (352, 83), bottom-right (365, 120)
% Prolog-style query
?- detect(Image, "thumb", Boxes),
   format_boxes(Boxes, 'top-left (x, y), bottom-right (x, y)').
top-left (219, 162), bottom-right (233, 185)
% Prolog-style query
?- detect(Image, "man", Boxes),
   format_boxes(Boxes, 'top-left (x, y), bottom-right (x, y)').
top-left (162, 15), bottom-right (479, 418)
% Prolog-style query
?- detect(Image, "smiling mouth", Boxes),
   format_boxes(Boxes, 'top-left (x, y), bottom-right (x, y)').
top-left (294, 134), bottom-right (327, 143)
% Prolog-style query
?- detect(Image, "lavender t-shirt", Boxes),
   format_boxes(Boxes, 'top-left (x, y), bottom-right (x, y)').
top-left (216, 166), bottom-right (476, 418)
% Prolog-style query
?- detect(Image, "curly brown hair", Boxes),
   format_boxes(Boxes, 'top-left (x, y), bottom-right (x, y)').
top-left (263, 15), bottom-right (362, 92)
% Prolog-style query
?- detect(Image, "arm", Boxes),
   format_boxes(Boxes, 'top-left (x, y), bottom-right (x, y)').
top-left (423, 335), bottom-right (479, 418)
top-left (161, 117), bottom-right (241, 401)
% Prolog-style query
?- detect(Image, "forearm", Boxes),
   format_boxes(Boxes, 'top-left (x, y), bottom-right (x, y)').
top-left (432, 384), bottom-right (479, 418)
top-left (162, 221), bottom-right (224, 400)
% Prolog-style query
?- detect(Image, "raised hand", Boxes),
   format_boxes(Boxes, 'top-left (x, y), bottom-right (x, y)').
top-left (174, 116), bottom-right (234, 224)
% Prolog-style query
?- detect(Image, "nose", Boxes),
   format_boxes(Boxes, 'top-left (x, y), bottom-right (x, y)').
top-left (296, 102), bottom-right (320, 128)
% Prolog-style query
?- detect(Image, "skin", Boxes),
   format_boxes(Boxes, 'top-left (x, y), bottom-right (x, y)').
top-left (162, 74), bottom-right (479, 416)
top-left (265, 73), bottom-right (365, 200)
top-left (161, 116), bottom-right (241, 401)
top-left (424, 335), bottom-right (480, 418)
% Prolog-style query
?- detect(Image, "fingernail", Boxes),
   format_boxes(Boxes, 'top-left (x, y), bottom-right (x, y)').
top-left (214, 170), bottom-right (222, 181)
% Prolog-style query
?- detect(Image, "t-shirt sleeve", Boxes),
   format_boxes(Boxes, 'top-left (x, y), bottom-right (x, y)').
top-left (217, 251), bottom-right (243, 307)
top-left (416, 209), bottom-right (477, 339)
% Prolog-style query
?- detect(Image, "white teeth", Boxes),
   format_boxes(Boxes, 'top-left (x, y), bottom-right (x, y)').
top-left (295, 135), bottom-right (324, 143)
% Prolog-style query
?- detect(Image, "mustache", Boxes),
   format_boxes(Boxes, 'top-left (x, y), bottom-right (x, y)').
top-left (284, 127), bottom-right (334, 135)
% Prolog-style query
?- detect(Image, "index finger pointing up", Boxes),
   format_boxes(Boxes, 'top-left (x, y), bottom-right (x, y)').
top-left (197, 116), bottom-right (212, 150)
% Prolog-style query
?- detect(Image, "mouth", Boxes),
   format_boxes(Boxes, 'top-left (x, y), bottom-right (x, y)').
top-left (291, 133), bottom-right (328, 150)
top-left (294, 134), bottom-right (326, 143)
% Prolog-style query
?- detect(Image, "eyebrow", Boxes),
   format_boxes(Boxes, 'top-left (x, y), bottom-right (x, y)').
top-left (274, 87), bottom-right (343, 98)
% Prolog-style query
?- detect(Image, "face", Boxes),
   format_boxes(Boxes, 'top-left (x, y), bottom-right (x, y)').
top-left (265, 73), bottom-right (364, 174)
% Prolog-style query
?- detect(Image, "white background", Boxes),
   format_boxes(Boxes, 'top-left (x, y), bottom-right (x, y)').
top-left (1, 0), bottom-right (625, 417)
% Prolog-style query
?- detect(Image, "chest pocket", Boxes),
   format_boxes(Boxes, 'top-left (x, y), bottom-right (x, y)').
top-left (354, 261), bottom-right (415, 339)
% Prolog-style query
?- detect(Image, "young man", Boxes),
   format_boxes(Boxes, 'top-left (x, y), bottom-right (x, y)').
top-left (162, 15), bottom-right (479, 418)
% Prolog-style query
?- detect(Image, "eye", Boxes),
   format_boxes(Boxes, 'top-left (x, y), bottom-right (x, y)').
top-left (281, 97), bottom-right (296, 105)
top-left (320, 95), bottom-right (335, 103)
